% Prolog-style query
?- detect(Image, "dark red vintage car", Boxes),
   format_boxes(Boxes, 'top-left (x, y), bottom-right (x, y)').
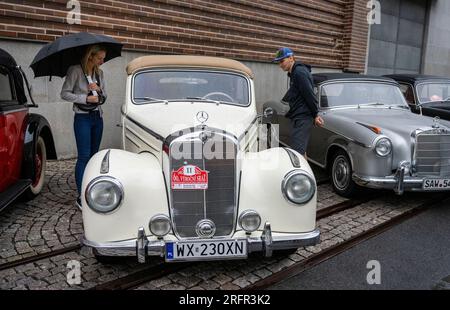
top-left (0, 48), bottom-right (56, 211)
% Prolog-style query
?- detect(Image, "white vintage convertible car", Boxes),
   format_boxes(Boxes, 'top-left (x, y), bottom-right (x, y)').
top-left (81, 55), bottom-right (320, 263)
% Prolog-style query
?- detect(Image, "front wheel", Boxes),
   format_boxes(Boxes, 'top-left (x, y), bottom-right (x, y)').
top-left (24, 136), bottom-right (47, 199)
top-left (330, 149), bottom-right (358, 198)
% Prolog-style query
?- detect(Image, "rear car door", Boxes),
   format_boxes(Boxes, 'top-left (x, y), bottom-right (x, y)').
top-left (0, 64), bottom-right (28, 192)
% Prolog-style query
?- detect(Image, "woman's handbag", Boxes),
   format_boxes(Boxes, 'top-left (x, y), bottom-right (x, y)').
top-left (75, 67), bottom-right (106, 112)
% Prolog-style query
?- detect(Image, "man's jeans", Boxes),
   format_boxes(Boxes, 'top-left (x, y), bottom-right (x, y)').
top-left (290, 117), bottom-right (313, 156)
top-left (74, 111), bottom-right (103, 195)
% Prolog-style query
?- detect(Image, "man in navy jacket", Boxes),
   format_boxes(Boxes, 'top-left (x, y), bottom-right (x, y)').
top-left (273, 47), bottom-right (324, 156)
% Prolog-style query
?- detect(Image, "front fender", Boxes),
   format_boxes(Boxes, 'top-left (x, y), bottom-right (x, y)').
top-left (238, 148), bottom-right (317, 233)
top-left (82, 149), bottom-right (168, 243)
top-left (21, 113), bottom-right (56, 180)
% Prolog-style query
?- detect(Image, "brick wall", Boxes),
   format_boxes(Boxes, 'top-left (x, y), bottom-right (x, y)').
top-left (0, 0), bottom-right (370, 72)
top-left (342, 0), bottom-right (370, 72)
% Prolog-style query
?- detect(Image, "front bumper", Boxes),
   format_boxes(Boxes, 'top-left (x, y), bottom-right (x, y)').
top-left (353, 165), bottom-right (450, 195)
top-left (82, 222), bottom-right (320, 263)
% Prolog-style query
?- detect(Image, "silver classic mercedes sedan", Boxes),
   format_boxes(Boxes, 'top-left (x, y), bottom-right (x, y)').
top-left (265, 73), bottom-right (450, 197)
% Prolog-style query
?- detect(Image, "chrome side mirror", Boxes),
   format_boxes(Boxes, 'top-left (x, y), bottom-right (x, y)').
top-left (262, 107), bottom-right (276, 124)
top-left (264, 107), bottom-right (274, 118)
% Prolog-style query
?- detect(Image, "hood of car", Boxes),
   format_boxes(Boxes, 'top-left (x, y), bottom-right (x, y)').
top-left (324, 108), bottom-right (450, 145)
top-left (125, 101), bottom-right (257, 140)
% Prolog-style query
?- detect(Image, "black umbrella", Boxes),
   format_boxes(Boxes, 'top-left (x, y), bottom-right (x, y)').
top-left (30, 32), bottom-right (123, 78)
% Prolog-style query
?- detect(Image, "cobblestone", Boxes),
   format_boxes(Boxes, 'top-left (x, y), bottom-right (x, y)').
top-left (176, 276), bottom-right (202, 288)
top-left (199, 280), bottom-right (220, 290)
top-left (212, 274), bottom-right (232, 285)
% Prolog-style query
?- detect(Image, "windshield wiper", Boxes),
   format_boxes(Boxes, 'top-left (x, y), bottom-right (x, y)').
top-left (392, 105), bottom-right (409, 109)
top-left (134, 97), bottom-right (169, 104)
top-left (357, 102), bottom-right (385, 108)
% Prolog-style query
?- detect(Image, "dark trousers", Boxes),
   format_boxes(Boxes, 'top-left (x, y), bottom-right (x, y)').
top-left (74, 111), bottom-right (103, 195)
top-left (290, 117), bottom-right (313, 156)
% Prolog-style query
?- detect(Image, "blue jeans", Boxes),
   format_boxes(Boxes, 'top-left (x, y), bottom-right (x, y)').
top-left (74, 111), bottom-right (103, 195)
top-left (290, 117), bottom-right (313, 156)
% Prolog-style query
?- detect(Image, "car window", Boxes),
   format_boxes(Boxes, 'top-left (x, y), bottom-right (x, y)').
top-left (320, 82), bottom-right (408, 108)
top-left (398, 83), bottom-right (415, 105)
top-left (416, 83), bottom-right (450, 103)
top-left (133, 70), bottom-right (250, 106)
top-left (0, 65), bottom-right (13, 103)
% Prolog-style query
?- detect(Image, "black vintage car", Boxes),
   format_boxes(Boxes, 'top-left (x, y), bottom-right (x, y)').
top-left (0, 48), bottom-right (57, 211)
top-left (385, 74), bottom-right (450, 121)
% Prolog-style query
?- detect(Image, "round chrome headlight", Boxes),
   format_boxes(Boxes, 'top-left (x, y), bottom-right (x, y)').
top-left (238, 210), bottom-right (261, 232)
top-left (149, 214), bottom-right (171, 237)
top-left (85, 177), bottom-right (123, 213)
top-left (282, 171), bottom-right (316, 204)
top-left (375, 137), bottom-right (392, 156)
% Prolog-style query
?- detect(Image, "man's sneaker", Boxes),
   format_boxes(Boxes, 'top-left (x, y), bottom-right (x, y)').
top-left (76, 197), bottom-right (82, 211)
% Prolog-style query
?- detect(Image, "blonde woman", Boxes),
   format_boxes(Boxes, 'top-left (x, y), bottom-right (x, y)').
top-left (61, 45), bottom-right (107, 209)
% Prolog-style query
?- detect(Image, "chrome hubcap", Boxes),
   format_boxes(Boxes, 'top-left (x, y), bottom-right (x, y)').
top-left (333, 155), bottom-right (350, 190)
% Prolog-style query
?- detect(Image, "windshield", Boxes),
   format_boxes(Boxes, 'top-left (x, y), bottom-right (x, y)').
top-left (320, 82), bottom-right (408, 108)
top-left (416, 83), bottom-right (450, 103)
top-left (133, 70), bottom-right (250, 106)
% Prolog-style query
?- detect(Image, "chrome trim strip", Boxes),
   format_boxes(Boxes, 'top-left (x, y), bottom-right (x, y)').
top-left (124, 134), bottom-right (140, 148)
top-left (100, 150), bottom-right (110, 174)
top-left (308, 157), bottom-right (326, 169)
top-left (125, 125), bottom-right (160, 152)
top-left (320, 126), bottom-right (369, 148)
top-left (125, 115), bottom-right (164, 142)
top-left (0, 107), bottom-right (28, 115)
top-left (237, 116), bottom-right (259, 142)
top-left (283, 148), bottom-right (301, 168)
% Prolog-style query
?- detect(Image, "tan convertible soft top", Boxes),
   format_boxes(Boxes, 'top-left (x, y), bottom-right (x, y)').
top-left (126, 55), bottom-right (253, 78)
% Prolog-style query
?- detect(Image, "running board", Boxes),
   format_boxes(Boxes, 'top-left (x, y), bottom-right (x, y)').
top-left (0, 179), bottom-right (31, 211)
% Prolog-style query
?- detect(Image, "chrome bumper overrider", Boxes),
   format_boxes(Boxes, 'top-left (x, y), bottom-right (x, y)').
top-left (82, 222), bottom-right (320, 263)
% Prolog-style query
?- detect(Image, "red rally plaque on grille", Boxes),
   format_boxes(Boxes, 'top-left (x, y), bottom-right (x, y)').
top-left (171, 165), bottom-right (208, 190)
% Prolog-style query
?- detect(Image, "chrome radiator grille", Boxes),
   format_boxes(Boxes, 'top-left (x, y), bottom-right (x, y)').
top-left (414, 130), bottom-right (450, 177)
top-left (170, 131), bottom-right (237, 238)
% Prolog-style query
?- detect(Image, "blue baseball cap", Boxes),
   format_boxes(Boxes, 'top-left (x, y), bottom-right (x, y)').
top-left (273, 47), bottom-right (294, 62)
